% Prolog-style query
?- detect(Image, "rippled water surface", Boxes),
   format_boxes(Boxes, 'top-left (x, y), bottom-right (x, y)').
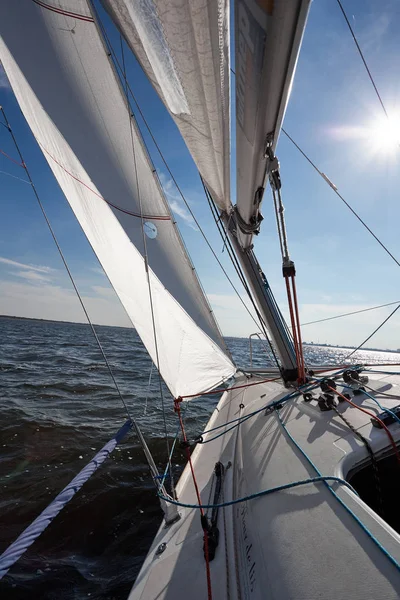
top-left (1, 316), bottom-right (399, 599)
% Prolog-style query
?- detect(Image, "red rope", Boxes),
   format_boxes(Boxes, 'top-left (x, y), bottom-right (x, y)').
top-left (174, 401), bottom-right (212, 599)
top-left (0, 148), bottom-right (25, 168)
top-left (313, 365), bottom-right (351, 373)
top-left (285, 277), bottom-right (301, 371)
top-left (38, 142), bottom-right (171, 221)
top-left (328, 386), bottom-right (400, 465)
top-left (291, 275), bottom-right (306, 382)
top-left (284, 275), bottom-right (306, 383)
top-left (32, 0), bottom-right (94, 22)
top-left (178, 376), bottom-right (281, 401)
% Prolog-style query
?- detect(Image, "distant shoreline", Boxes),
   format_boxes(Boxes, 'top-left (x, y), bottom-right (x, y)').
top-left (0, 314), bottom-right (131, 329)
top-left (1, 314), bottom-right (399, 354)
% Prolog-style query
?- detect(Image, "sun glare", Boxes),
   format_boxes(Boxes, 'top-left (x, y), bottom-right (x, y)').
top-left (367, 115), bottom-right (400, 154)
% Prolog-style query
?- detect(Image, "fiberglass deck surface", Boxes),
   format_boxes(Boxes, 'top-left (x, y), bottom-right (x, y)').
top-left (129, 369), bottom-right (400, 600)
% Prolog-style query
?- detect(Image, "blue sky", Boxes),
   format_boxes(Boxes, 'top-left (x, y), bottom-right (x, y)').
top-left (1, 0), bottom-right (400, 349)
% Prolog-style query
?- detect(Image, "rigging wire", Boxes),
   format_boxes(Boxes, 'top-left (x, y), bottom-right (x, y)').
top-left (159, 393), bottom-right (400, 570)
top-left (233, 64), bottom-right (399, 272)
top-left (143, 361), bottom-right (154, 416)
top-left (0, 107), bottom-right (132, 421)
top-left (90, 1), bottom-right (228, 367)
top-left (281, 129), bottom-right (400, 355)
top-left (202, 180), bottom-right (281, 368)
top-left (301, 300), bottom-right (400, 326)
top-left (91, 9), bottom-right (276, 366)
top-left (232, 65), bottom-right (400, 357)
top-left (0, 169), bottom-right (31, 184)
top-left (282, 129), bottom-right (400, 269)
top-left (0, 108), bottom-right (168, 502)
top-left (336, 0), bottom-right (389, 120)
top-left (344, 304), bottom-right (400, 360)
top-left (270, 180), bottom-right (306, 382)
top-left (118, 35), bottom-right (175, 498)
top-left (0, 147), bottom-right (25, 167)
top-left (177, 375), bottom-right (281, 402)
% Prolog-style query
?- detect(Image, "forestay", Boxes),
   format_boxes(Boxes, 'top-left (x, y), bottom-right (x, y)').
top-left (101, 0), bottom-right (231, 212)
top-left (235, 0), bottom-right (310, 248)
top-left (0, 0), bottom-right (235, 398)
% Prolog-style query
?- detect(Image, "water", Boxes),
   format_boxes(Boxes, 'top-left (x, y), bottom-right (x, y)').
top-left (1, 316), bottom-right (399, 599)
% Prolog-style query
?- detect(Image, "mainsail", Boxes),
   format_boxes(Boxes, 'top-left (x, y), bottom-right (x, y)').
top-left (100, 0), bottom-right (231, 212)
top-left (0, 0), bottom-right (235, 398)
top-left (234, 0), bottom-right (310, 248)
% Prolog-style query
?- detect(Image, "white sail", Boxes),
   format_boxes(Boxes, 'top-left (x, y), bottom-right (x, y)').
top-left (235, 0), bottom-right (310, 248)
top-left (0, 0), bottom-right (235, 398)
top-left (101, 0), bottom-right (231, 212)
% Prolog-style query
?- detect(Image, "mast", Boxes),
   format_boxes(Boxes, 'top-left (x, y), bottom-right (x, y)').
top-left (228, 0), bottom-right (311, 379)
top-left (222, 212), bottom-right (297, 377)
top-left (96, 0), bottom-right (310, 378)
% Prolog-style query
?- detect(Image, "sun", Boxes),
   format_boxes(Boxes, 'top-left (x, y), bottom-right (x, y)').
top-left (366, 114), bottom-right (400, 154)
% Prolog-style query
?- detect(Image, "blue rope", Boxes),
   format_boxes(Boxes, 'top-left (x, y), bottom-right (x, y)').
top-left (157, 476), bottom-right (357, 509)
top-left (276, 410), bottom-right (400, 571)
top-left (313, 374), bottom-right (400, 426)
top-left (198, 381), bottom-right (323, 443)
top-left (198, 367), bottom-right (351, 442)
top-left (198, 370), bottom-right (350, 445)
top-left (199, 412), bottom-right (258, 444)
top-left (0, 419), bottom-right (133, 579)
top-left (362, 392), bottom-right (400, 424)
top-left (340, 382), bottom-right (400, 426)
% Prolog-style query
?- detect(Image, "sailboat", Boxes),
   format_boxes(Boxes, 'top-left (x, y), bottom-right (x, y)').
top-left (1, 1), bottom-right (400, 598)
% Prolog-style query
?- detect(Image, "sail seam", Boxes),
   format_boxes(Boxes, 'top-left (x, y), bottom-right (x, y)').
top-left (38, 141), bottom-right (170, 221)
top-left (32, 0), bottom-right (94, 22)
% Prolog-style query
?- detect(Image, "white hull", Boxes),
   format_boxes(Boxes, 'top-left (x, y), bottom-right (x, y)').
top-left (130, 367), bottom-right (400, 599)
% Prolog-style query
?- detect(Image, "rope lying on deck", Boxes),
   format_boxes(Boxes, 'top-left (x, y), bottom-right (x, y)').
top-left (163, 368), bottom-right (400, 573)
top-left (275, 410), bottom-right (400, 572)
top-left (157, 475), bottom-right (358, 509)
top-left (0, 419), bottom-right (132, 579)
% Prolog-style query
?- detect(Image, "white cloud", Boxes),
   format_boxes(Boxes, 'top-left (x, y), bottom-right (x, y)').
top-left (207, 293), bottom-right (400, 350)
top-left (157, 171), bottom-right (198, 230)
top-left (208, 292), bottom-right (260, 337)
top-left (359, 13), bottom-right (390, 53)
top-left (91, 285), bottom-right (116, 298)
top-left (14, 270), bottom-right (51, 282)
top-left (0, 256), bottom-right (129, 327)
top-left (0, 279), bottom-right (131, 327)
top-left (90, 266), bottom-right (105, 276)
top-left (168, 198), bottom-right (196, 225)
top-left (0, 256), bottom-right (55, 273)
top-left (298, 302), bottom-right (400, 350)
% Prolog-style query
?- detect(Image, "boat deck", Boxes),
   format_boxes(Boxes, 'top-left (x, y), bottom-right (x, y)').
top-left (129, 367), bottom-right (400, 599)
